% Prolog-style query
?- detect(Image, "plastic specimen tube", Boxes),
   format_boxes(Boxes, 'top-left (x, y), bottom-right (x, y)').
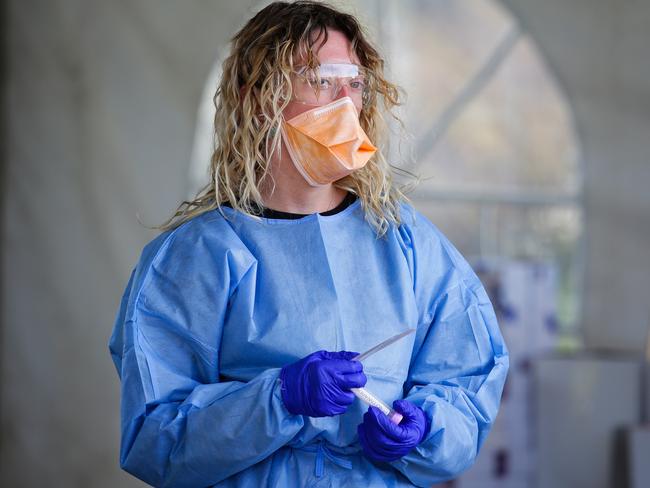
top-left (351, 387), bottom-right (403, 424)
top-left (350, 328), bottom-right (417, 425)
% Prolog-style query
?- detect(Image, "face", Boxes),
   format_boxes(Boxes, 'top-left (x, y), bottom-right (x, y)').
top-left (283, 29), bottom-right (363, 121)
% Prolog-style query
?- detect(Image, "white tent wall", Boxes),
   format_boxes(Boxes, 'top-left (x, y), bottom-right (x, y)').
top-left (1, 1), bottom-right (649, 486)
top-left (500, 0), bottom-right (650, 354)
top-left (1, 1), bottom-right (260, 486)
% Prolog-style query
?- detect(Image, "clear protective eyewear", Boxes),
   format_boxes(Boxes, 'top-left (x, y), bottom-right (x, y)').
top-left (291, 63), bottom-right (369, 108)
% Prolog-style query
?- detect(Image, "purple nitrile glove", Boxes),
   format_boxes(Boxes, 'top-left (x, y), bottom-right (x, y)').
top-left (280, 350), bottom-right (367, 417)
top-left (357, 399), bottom-right (430, 462)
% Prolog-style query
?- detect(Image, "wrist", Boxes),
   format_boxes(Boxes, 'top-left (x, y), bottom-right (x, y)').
top-left (279, 366), bottom-right (299, 415)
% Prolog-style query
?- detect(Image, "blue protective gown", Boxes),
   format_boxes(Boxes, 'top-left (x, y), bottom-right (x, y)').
top-left (109, 198), bottom-right (509, 487)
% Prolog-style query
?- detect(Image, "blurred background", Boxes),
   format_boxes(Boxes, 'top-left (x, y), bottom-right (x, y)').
top-left (1, 0), bottom-right (649, 486)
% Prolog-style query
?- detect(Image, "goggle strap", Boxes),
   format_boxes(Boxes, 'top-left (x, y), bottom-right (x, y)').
top-left (300, 63), bottom-right (361, 78)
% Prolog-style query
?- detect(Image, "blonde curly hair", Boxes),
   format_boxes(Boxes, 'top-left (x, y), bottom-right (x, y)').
top-left (159, 0), bottom-right (414, 236)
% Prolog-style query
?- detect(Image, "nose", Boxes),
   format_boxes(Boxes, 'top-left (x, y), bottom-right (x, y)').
top-left (333, 82), bottom-right (362, 114)
top-left (334, 84), bottom-right (362, 113)
top-left (336, 83), bottom-right (351, 100)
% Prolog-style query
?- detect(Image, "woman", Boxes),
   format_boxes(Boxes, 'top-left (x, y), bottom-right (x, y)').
top-left (109, 2), bottom-right (509, 487)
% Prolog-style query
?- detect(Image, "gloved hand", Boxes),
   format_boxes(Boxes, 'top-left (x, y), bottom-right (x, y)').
top-left (280, 350), bottom-right (367, 417)
top-left (357, 399), bottom-right (430, 462)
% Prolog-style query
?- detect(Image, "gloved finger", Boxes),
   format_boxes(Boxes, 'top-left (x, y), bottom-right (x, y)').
top-left (364, 406), bottom-right (406, 442)
top-left (393, 399), bottom-right (419, 419)
top-left (357, 423), bottom-right (388, 455)
top-left (336, 371), bottom-right (367, 389)
top-left (363, 407), bottom-right (402, 442)
top-left (331, 389), bottom-right (356, 408)
top-left (338, 350), bottom-right (360, 361)
top-left (328, 402), bottom-right (348, 415)
top-left (357, 424), bottom-right (377, 456)
top-left (358, 423), bottom-right (401, 461)
top-left (321, 350), bottom-right (360, 362)
top-left (322, 358), bottom-right (363, 375)
top-left (367, 426), bottom-right (399, 453)
top-left (393, 399), bottom-right (428, 437)
top-left (307, 350), bottom-right (329, 361)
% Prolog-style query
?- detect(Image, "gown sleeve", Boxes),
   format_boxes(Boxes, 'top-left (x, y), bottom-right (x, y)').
top-left (108, 221), bottom-right (304, 487)
top-left (389, 212), bottom-right (510, 487)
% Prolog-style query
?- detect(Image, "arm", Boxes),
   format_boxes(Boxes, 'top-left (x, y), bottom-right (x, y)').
top-left (389, 217), bottom-right (509, 486)
top-left (109, 228), bottom-right (304, 487)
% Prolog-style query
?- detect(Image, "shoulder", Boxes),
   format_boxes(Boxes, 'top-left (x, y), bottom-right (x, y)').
top-left (132, 210), bottom-right (256, 300)
top-left (147, 209), bottom-right (252, 261)
top-left (111, 211), bottom-right (247, 364)
top-left (396, 201), bottom-right (458, 263)
top-left (397, 201), bottom-right (440, 238)
top-left (395, 200), bottom-right (480, 289)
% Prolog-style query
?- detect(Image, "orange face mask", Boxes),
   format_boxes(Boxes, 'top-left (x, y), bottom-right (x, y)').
top-left (281, 97), bottom-right (377, 187)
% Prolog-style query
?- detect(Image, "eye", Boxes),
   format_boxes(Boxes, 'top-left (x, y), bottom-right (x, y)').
top-left (349, 79), bottom-right (366, 90)
top-left (309, 77), bottom-right (332, 90)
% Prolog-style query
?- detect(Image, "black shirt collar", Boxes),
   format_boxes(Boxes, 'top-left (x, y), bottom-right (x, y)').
top-left (261, 192), bottom-right (357, 219)
top-left (222, 192), bottom-right (358, 220)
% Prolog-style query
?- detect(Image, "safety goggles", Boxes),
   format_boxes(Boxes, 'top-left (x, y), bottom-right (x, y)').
top-left (291, 63), bottom-right (370, 108)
